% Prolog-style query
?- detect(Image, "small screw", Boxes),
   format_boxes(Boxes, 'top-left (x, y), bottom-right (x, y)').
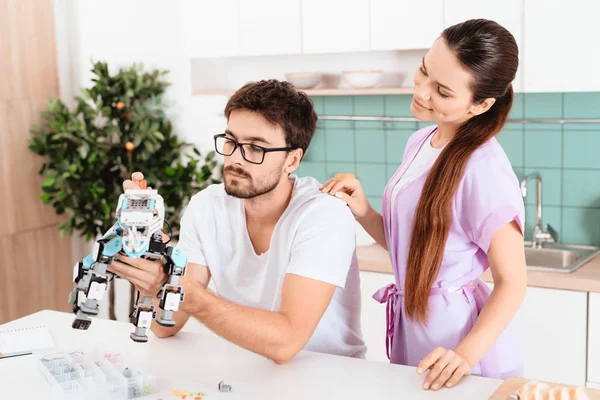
top-left (218, 380), bottom-right (232, 392)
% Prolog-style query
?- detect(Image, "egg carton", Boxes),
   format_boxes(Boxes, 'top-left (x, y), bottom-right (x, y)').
top-left (35, 349), bottom-right (156, 400)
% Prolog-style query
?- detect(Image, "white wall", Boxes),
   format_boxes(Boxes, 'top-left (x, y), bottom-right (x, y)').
top-left (53, 0), bottom-right (193, 139)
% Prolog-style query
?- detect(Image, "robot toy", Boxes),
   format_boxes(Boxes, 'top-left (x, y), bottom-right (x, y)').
top-left (68, 181), bottom-right (187, 342)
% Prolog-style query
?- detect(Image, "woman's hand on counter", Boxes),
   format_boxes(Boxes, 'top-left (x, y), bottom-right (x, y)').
top-left (320, 178), bottom-right (371, 218)
top-left (417, 346), bottom-right (472, 391)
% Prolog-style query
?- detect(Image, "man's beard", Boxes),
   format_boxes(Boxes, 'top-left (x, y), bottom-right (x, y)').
top-left (223, 165), bottom-right (282, 199)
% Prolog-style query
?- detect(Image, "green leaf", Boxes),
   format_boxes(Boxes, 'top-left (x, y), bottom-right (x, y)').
top-left (153, 131), bottom-right (165, 141)
top-left (42, 177), bottom-right (56, 188)
top-left (40, 193), bottom-right (52, 202)
top-left (133, 135), bottom-right (144, 147)
top-left (165, 167), bottom-right (176, 177)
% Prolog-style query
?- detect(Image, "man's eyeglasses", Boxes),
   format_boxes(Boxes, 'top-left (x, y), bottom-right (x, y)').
top-left (214, 134), bottom-right (295, 165)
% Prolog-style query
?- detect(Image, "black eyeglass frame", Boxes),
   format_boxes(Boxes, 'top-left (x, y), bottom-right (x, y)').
top-left (213, 133), bottom-right (296, 165)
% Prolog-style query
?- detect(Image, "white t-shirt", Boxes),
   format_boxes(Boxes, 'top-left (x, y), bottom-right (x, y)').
top-left (177, 175), bottom-right (366, 359)
top-left (392, 131), bottom-right (444, 204)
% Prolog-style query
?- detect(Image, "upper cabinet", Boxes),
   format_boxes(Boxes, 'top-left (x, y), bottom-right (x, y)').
top-left (184, 0), bottom-right (301, 58)
top-left (444, 0), bottom-right (524, 92)
top-left (183, 0), bottom-right (240, 58)
top-left (524, 0), bottom-right (600, 92)
top-left (370, 0), bottom-right (444, 51)
top-left (301, 0), bottom-right (370, 54)
top-left (239, 0), bottom-right (302, 56)
top-left (183, 0), bottom-right (599, 93)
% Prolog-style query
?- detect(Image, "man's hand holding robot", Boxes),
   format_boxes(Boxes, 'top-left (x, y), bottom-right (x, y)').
top-left (108, 173), bottom-right (170, 300)
top-left (68, 172), bottom-right (188, 342)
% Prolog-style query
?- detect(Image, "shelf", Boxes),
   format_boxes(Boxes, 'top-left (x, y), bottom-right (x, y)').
top-left (304, 87), bottom-right (414, 96)
top-left (192, 87), bottom-right (414, 97)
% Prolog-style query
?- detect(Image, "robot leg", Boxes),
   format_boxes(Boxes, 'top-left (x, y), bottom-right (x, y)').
top-left (130, 294), bottom-right (156, 343)
top-left (69, 261), bottom-right (109, 330)
top-left (156, 246), bottom-right (186, 326)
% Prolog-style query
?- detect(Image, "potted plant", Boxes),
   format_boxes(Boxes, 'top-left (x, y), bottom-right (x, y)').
top-left (29, 61), bottom-right (221, 320)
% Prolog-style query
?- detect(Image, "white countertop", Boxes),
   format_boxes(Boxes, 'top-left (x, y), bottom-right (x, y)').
top-left (0, 310), bottom-right (504, 399)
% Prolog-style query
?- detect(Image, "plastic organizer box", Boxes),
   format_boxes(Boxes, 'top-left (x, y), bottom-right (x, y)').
top-left (35, 349), bottom-right (156, 399)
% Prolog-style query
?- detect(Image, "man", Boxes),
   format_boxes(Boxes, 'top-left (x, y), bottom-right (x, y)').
top-left (108, 79), bottom-right (365, 363)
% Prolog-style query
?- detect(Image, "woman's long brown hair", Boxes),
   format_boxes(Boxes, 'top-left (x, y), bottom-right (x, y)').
top-left (404, 19), bottom-right (519, 324)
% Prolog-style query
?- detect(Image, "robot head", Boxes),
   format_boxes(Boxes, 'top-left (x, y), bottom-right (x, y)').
top-left (116, 189), bottom-right (165, 258)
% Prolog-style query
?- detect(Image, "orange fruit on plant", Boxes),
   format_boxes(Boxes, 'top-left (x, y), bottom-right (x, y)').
top-left (116, 101), bottom-right (125, 110)
top-left (125, 142), bottom-right (134, 152)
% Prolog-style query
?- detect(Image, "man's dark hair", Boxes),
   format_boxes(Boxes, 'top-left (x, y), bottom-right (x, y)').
top-left (224, 79), bottom-right (318, 155)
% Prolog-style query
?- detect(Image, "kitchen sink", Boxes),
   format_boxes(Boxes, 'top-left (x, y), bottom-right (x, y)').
top-left (517, 171), bottom-right (600, 273)
top-left (524, 242), bottom-right (600, 273)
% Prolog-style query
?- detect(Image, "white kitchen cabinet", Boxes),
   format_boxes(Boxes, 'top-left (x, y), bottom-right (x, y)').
top-left (359, 270), bottom-right (395, 363)
top-left (463, 283), bottom-right (586, 385)
top-left (524, 0), bottom-right (600, 92)
top-left (370, 0), bottom-right (443, 51)
top-left (512, 287), bottom-right (588, 386)
top-left (588, 293), bottom-right (600, 383)
top-left (301, 0), bottom-right (370, 54)
top-left (183, 0), bottom-right (240, 58)
top-left (444, 0), bottom-right (524, 92)
top-left (239, 0), bottom-right (302, 56)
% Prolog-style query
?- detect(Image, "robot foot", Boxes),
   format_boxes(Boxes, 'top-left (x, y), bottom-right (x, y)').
top-left (130, 332), bottom-right (149, 343)
top-left (156, 318), bottom-right (176, 327)
top-left (80, 303), bottom-right (100, 315)
top-left (72, 318), bottom-right (92, 330)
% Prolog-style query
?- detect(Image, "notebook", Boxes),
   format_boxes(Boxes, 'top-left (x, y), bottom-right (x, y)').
top-left (0, 325), bottom-right (56, 359)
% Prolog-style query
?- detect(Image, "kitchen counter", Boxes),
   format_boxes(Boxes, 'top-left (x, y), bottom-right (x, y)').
top-left (357, 244), bottom-right (600, 293)
top-left (1, 310), bottom-right (505, 399)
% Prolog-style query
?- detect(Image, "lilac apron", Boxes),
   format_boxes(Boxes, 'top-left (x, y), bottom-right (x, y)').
top-left (373, 126), bottom-right (525, 379)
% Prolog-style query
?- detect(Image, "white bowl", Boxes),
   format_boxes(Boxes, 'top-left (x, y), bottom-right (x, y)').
top-left (342, 70), bottom-right (383, 88)
top-left (285, 72), bottom-right (323, 89)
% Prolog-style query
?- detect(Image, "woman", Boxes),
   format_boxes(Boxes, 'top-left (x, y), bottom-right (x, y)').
top-left (321, 19), bottom-right (527, 390)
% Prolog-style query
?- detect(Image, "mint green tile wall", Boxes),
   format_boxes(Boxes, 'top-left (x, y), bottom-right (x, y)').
top-left (295, 93), bottom-right (600, 246)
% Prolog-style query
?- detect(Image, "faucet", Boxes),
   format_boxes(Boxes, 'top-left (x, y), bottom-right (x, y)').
top-left (520, 172), bottom-right (559, 248)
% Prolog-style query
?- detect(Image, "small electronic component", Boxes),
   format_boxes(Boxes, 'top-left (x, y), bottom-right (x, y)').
top-left (218, 380), bottom-right (232, 392)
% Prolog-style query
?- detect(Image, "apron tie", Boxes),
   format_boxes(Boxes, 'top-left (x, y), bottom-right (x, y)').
top-left (372, 283), bottom-right (401, 360)
top-left (373, 279), bottom-right (481, 362)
